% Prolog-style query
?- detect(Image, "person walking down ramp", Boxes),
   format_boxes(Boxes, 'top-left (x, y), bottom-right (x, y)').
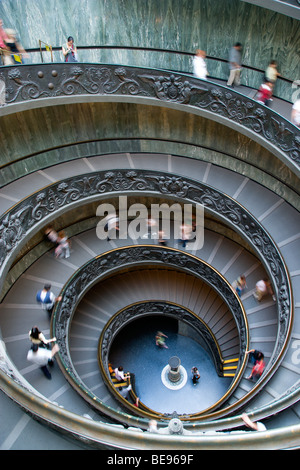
top-left (155, 331), bottom-right (168, 349)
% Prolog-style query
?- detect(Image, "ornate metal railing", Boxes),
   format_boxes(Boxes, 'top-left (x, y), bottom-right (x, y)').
top-left (52, 252), bottom-right (247, 422)
top-left (5, 44), bottom-right (296, 102)
top-left (1, 359), bottom-right (300, 449)
top-left (0, 167), bottom-right (297, 446)
top-left (98, 300), bottom-right (240, 416)
top-left (0, 64), bottom-right (299, 174)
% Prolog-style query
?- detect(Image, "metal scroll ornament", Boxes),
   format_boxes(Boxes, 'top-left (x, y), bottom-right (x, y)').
top-left (52, 246), bottom-right (248, 413)
top-left (1, 64), bottom-right (299, 166)
top-left (0, 169), bottom-right (292, 376)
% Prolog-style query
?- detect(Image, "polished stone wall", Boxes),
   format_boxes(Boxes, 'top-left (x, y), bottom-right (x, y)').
top-left (0, 101), bottom-right (299, 209)
top-left (0, 0), bottom-right (298, 100)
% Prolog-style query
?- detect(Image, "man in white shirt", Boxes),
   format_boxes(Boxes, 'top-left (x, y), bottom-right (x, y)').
top-left (114, 366), bottom-right (129, 382)
top-left (27, 343), bottom-right (59, 379)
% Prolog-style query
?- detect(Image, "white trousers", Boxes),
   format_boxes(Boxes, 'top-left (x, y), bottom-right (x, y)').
top-left (227, 69), bottom-right (241, 86)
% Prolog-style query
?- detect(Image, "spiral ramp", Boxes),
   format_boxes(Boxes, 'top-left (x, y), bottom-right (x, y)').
top-left (0, 73), bottom-right (300, 449)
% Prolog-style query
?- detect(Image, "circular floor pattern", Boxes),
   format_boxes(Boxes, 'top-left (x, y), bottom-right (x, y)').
top-left (161, 364), bottom-right (188, 390)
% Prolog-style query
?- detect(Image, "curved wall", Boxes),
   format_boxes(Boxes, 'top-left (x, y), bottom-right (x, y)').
top-left (0, 0), bottom-right (299, 100)
top-left (0, 102), bottom-right (299, 208)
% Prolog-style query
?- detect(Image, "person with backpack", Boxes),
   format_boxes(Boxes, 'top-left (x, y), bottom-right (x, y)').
top-left (36, 284), bottom-right (62, 317)
top-left (246, 352), bottom-right (265, 381)
top-left (29, 326), bottom-right (56, 349)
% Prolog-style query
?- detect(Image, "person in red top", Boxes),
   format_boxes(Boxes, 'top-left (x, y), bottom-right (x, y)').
top-left (257, 81), bottom-right (273, 107)
top-left (246, 353), bottom-right (265, 381)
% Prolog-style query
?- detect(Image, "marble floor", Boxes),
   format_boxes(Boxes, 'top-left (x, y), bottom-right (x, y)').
top-left (109, 316), bottom-right (233, 415)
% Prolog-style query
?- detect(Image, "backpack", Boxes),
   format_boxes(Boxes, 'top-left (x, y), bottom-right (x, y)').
top-left (36, 290), bottom-right (52, 305)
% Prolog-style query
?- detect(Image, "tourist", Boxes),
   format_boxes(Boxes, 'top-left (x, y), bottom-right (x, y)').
top-left (155, 331), bottom-right (168, 349)
top-left (4, 29), bottom-right (28, 64)
top-left (291, 99), bottom-right (300, 128)
top-left (256, 81), bottom-right (273, 106)
top-left (114, 366), bottom-right (129, 382)
top-left (148, 420), bottom-right (158, 433)
top-left (227, 42), bottom-right (242, 88)
top-left (241, 413), bottom-right (267, 431)
top-left (246, 355), bottom-right (265, 381)
top-left (253, 278), bottom-right (275, 302)
top-left (55, 230), bottom-right (70, 259)
top-left (232, 275), bottom-right (247, 297)
top-left (146, 217), bottom-right (157, 239)
top-left (45, 226), bottom-right (59, 245)
top-left (191, 366), bottom-right (200, 385)
top-left (179, 223), bottom-right (192, 248)
top-left (264, 60), bottom-right (280, 85)
top-left (104, 214), bottom-right (119, 241)
top-left (193, 49), bottom-right (208, 80)
top-left (158, 229), bottom-right (167, 246)
top-left (62, 36), bottom-right (78, 62)
top-left (245, 348), bottom-right (264, 364)
top-left (36, 284), bottom-right (62, 317)
top-left (29, 326), bottom-right (56, 349)
top-left (0, 19), bottom-right (10, 65)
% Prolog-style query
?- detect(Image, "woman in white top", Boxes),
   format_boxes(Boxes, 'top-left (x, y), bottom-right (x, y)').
top-left (29, 326), bottom-right (56, 348)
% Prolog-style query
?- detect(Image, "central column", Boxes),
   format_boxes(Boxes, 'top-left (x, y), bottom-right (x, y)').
top-left (168, 356), bottom-right (181, 382)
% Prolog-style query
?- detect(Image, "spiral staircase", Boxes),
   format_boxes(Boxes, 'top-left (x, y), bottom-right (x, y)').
top-left (0, 59), bottom-right (299, 450)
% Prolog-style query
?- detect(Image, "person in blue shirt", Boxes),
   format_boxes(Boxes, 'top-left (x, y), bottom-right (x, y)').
top-left (36, 284), bottom-right (62, 317)
top-left (227, 42), bottom-right (242, 88)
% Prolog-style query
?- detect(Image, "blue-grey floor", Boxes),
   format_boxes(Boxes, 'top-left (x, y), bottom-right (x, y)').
top-left (109, 317), bottom-right (232, 415)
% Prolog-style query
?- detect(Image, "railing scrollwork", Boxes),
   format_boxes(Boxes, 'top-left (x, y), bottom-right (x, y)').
top-left (53, 247), bottom-right (248, 420)
top-left (0, 169), bottom-right (293, 374)
top-left (0, 169), bottom-right (294, 423)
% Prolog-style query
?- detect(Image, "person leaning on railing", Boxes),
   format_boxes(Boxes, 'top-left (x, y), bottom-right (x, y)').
top-left (62, 36), bottom-right (78, 63)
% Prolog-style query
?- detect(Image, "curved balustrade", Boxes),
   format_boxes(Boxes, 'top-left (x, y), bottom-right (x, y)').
top-left (3, 44), bottom-right (296, 102)
top-left (0, 64), bottom-right (299, 175)
top-left (0, 7), bottom-right (298, 449)
top-left (241, 0), bottom-right (300, 20)
top-left (0, 167), bottom-right (298, 447)
top-left (1, 359), bottom-right (300, 450)
top-left (52, 250), bottom-right (248, 421)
